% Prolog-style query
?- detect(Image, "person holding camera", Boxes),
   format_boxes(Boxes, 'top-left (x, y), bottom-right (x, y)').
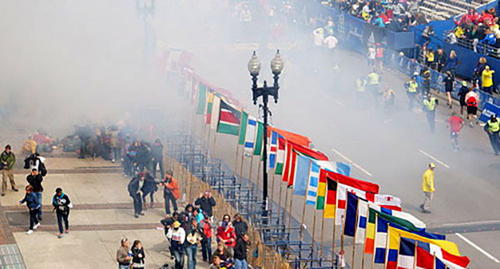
top-left (162, 171), bottom-right (180, 215)
top-left (1, 145), bottom-right (18, 196)
top-left (195, 191), bottom-right (216, 218)
top-left (131, 240), bottom-right (146, 269)
top-left (52, 187), bottom-right (72, 238)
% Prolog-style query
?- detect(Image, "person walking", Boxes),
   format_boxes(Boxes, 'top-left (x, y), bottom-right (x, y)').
top-left (26, 168), bottom-right (44, 220)
top-left (200, 215), bottom-right (213, 263)
top-left (367, 70), bottom-right (380, 107)
top-left (1, 145), bottom-right (18, 196)
top-left (185, 219), bottom-right (203, 269)
top-left (128, 173), bottom-right (145, 218)
top-left (151, 139), bottom-right (164, 179)
top-left (162, 171), bottom-right (180, 215)
top-left (420, 163), bottom-right (436, 213)
top-left (167, 221), bottom-right (186, 269)
top-left (484, 114), bottom-right (500, 155)
top-left (423, 93), bottom-right (438, 133)
top-left (131, 240), bottom-right (146, 269)
top-left (232, 214), bottom-right (248, 239)
top-left (19, 185), bottom-right (41, 234)
top-left (141, 172), bottom-right (158, 209)
top-left (422, 68), bottom-right (431, 96)
top-left (116, 238), bottom-right (132, 269)
top-left (481, 65), bottom-right (495, 94)
top-left (216, 214), bottom-right (237, 255)
top-left (52, 187), bottom-right (71, 238)
top-left (405, 77), bottom-right (418, 111)
top-left (234, 233), bottom-right (251, 269)
top-left (195, 191), bottom-right (216, 218)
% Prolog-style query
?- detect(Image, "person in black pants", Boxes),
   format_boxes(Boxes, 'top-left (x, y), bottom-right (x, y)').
top-left (19, 185), bottom-right (41, 235)
top-left (52, 187), bottom-right (71, 238)
top-left (128, 173), bottom-right (145, 218)
top-left (131, 240), bottom-right (146, 269)
top-left (195, 191), bottom-right (216, 218)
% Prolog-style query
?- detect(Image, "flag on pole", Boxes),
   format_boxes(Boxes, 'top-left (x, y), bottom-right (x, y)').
top-left (216, 99), bottom-right (240, 135)
top-left (205, 92), bottom-right (215, 124)
top-left (293, 154), bottom-right (311, 196)
top-left (316, 167), bottom-right (327, 210)
top-left (336, 162), bottom-right (351, 176)
top-left (268, 130), bottom-right (278, 169)
top-left (323, 176), bottom-right (337, 218)
top-left (275, 135), bottom-right (286, 174)
top-left (397, 238), bottom-right (416, 269)
top-left (196, 83), bottom-right (207, 115)
top-left (210, 95), bottom-right (221, 130)
top-left (253, 121), bottom-right (264, 155)
top-left (355, 197), bottom-right (368, 244)
top-left (238, 111), bottom-right (248, 145)
top-left (344, 192), bottom-right (359, 236)
top-left (244, 116), bottom-right (257, 153)
top-left (369, 204), bottom-right (426, 230)
top-left (388, 226), bottom-right (461, 257)
top-left (284, 142), bottom-right (329, 187)
top-left (306, 161), bottom-right (320, 206)
top-left (416, 240), bottom-right (470, 269)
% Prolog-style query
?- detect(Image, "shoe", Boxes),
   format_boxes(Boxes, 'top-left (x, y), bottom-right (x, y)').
top-left (26, 230), bottom-right (34, 235)
top-left (1, 193), bottom-right (4, 197)
top-left (57, 233), bottom-right (64, 238)
top-left (150, 203), bottom-right (154, 208)
top-left (65, 229), bottom-right (69, 234)
top-left (112, 159), bottom-right (115, 163)
top-left (138, 212), bottom-right (145, 216)
top-left (134, 214), bottom-right (139, 218)
top-left (12, 188), bottom-right (18, 192)
top-left (423, 210), bottom-right (432, 214)
top-left (33, 223), bottom-right (40, 230)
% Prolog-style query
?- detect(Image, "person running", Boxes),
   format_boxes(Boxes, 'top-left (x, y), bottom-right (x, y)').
top-left (484, 114), bottom-right (500, 155)
top-left (1, 145), bottom-right (18, 196)
top-left (457, 81), bottom-right (469, 115)
top-left (420, 163), bottom-right (436, 213)
top-left (423, 93), bottom-right (438, 133)
top-left (162, 171), bottom-right (180, 215)
top-left (185, 219), bottom-right (203, 269)
top-left (52, 187), bottom-right (71, 238)
top-left (26, 168), bottom-right (44, 220)
top-left (405, 77), bottom-right (418, 111)
top-left (116, 238), bottom-right (132, 269)
top-left (465, 87), bottom-right (480, 127)
top-left (19, 185), bottom-right (41, 234)
top-left (444, 71), bottom-right (454, 108)
top-left (131, 240), bottom-right (146, 269)
top-left (447, 112), bottom-right (464, 152)
top-left (166, 221), bottom-right (186, 269)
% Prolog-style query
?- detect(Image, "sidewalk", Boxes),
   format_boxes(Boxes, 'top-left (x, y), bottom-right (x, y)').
top-left (0, 155), bottom-right (213, 269)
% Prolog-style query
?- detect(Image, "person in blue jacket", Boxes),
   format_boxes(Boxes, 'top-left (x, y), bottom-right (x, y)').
top-left (19, 185), bottom-right (41, 235)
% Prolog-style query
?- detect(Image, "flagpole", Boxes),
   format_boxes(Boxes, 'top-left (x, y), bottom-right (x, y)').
top-left (248, 155), bottom-right (254, 181)
top-left (312, 209), bottom-right (318, 256)
top-left (256, 158), bottom-right (262, 191)
top-left (269, 172), bottom-right (276, 213)
top-left (351, 200), bottom-right (360, 269)
top-left (299, 161), bottom-right (313, 242)
top-left (340, 199), bottom-right (348, 269)
top-left (413, 241), bottom-right (417, 269)
top-left (239, 149), bottom-right (245, 185)
top-left (288, 187), bottom-right (294, 229)
top-left (277, 178), bottom-right (284, 225)
top-left (433, 253), bottom-right (436, 269)
top-left (361, 217), bottom-right (368, 269)
top-left (384, 223), bottom-right (390, 269)
top-left (332, 219), bottom-right (336, 265)
top-left (234, 143), bottom-right (240, 174)
top-left (283, 180), bottom-right (289, 226)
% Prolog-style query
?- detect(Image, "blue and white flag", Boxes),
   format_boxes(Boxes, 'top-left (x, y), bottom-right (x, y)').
top-left (306, 161), bottom-right (320, 205)
top-left (244, 116), bottom-right (257, 154)
top-left (293, 154), bottom-right (311, 196)
top-left (268, 130), bottom-right (278, 169)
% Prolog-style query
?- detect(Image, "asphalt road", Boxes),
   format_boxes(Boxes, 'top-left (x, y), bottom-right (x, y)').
top-left (193, 46), bottom-right (500, 268)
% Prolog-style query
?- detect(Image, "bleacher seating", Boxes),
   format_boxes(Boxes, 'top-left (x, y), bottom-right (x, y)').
top-left (419, 0), bottom-right (485, 21)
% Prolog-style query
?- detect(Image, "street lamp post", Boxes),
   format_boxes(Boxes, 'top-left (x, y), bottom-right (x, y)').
top-left (248, 50), bottom-right (284, 216)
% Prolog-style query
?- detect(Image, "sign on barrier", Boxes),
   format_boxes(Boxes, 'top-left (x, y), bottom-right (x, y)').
top-left (479, 102), bottom-right (500, 122)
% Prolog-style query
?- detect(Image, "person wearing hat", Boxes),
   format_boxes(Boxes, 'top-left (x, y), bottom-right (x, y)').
top-left (405, 76), bottom-right (418, 111)
top-left (484, 114), bottom-right (500, 155)
top-left (420, 163), bottom-right (436, 213)
top-left (481, 65), bottom-right (495, 94)
top-left (167, 220), bottom-right (186, 269)
top-left (457, 81), bottom-right (469, 115)
top-left (127, 173), bottom-right (146, 218)
top-left (1, 145), bottom-right (18, 196)
top-left (422, 93), bottom-right (439, 133)
top-left (26, 168), bottom-right (44, 220)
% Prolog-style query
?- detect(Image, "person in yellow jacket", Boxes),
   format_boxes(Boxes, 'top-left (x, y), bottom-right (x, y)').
top-left (481, 65), bottom-right (495, 94)
top-left (420, 163), bottom-right (435, 213)
top-left (423, 93), bottom-right (438, 133)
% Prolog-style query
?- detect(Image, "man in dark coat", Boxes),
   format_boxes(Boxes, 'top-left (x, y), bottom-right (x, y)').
top-left (195, 191), bottom-right (216, 218)
top-left (26, 168), bottom-right (44, 220)
top-left (151, 139), bottom-right (164, 179)
top-left (141, 172), bottom-right (158, 209)
top-left (128, 173), bottom-right (145, 218)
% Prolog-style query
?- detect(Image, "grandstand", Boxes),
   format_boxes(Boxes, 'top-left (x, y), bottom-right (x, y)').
top-left (419, 0), bottom-right (487, 21)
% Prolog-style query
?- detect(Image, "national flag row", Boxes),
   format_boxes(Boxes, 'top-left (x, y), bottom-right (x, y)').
top-left (182, 69), bottom-right (471, 269)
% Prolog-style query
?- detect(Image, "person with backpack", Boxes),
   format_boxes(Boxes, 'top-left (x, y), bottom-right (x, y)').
top-left (1, 145), bottom-right (18, 196)
top-left (52, 187), bottom-right (71, 238)
top-left (24, 153), bottom-right (47, 175)
top-left (19, 185), bottom-right (41, 235)
top-left (27, 168), bottom-right (44, 220)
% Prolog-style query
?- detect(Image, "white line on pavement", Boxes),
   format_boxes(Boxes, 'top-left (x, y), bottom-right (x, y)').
top-left (418, 149), bottom-right (450, 169)
top-left (319, 92), bottom-right (345, 107)
top-left (443, 220), bottom-right (500, 227)
top-left (331, 148), bottom-right (373, 177)
top-left (455, 233), bottom-right (500, 263)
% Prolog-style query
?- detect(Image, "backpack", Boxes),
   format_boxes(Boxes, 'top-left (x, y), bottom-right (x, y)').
top-left (39, 162), bottom-right (48, 176)
top-left (24, 157), bottom-right (31, 169)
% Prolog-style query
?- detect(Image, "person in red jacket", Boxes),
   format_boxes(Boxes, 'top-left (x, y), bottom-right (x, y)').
top-left (216, 214), bottom-right (236, 254)
top-left (200, 215), bottom-right (213, 263)
top-left (162, 171), bottom-right (180, 215)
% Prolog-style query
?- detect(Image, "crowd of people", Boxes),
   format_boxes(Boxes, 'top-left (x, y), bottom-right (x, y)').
top-left (333, 0), bottom-right (428, 31)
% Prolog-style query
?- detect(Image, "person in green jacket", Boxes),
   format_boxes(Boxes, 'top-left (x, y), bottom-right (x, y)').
top-left (1, 145), bottom-right (18, 196)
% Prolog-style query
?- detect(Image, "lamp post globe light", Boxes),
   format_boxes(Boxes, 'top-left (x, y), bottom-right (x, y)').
top-left (247, 50), bottom-right (284, 217)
